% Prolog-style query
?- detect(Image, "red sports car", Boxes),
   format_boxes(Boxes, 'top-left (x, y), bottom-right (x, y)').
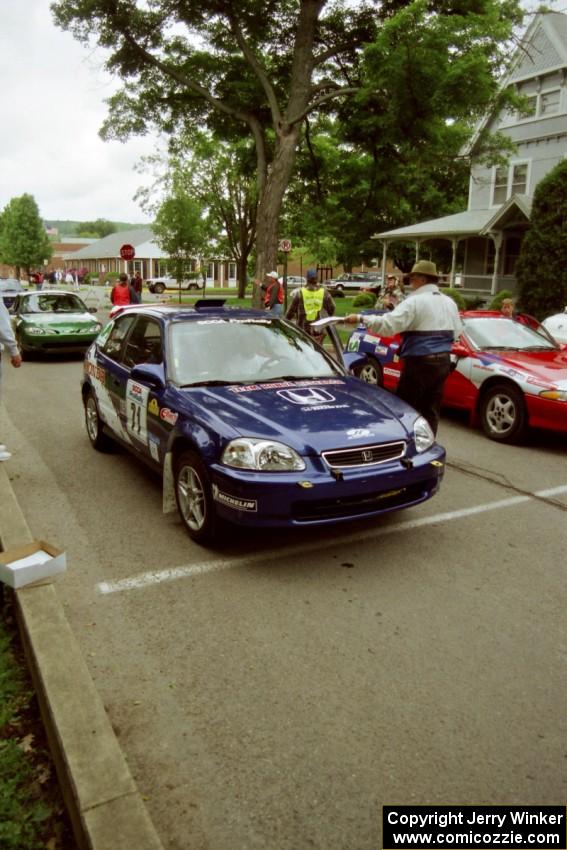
top-left (346, 310), bottom-right (567, 442)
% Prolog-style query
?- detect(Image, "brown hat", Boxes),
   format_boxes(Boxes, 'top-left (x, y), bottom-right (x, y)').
top-left (409, 260), bottom-right (439, 281)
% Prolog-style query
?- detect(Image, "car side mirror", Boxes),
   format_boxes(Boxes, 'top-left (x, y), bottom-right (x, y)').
top-left (452, 342), bottom-right (469, 358)
top-left (89, 307), bottom-right (98, 314)
top-left (131, 363), bottom-right (166, 389)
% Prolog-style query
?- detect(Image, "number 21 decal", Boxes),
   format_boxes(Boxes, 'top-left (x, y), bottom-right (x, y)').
top-left (126, 380), bottom-right (149, 444)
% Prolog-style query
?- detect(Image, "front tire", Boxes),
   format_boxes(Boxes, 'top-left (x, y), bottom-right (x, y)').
top-left (353, 356), bottom-right (383, 386)
top-left (153, 282), bottom-right (165, 294)
top-left (480, 383), bottom-right (527, 443)
top-left (84, 391), bottom-right (112, 451)
top-left (174, 450), bottom-right (219, 543)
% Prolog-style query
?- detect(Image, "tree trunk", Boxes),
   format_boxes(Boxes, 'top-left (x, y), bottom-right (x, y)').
top-left (253, 130), bottom-right (300, 307)
top-left (237, 256), bottom-right (248, 298)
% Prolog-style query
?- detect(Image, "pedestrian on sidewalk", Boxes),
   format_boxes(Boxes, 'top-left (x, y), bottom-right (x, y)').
top-left (0, 298), bottom-right (22, 461)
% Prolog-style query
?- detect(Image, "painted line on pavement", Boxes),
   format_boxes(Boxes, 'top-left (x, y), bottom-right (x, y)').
top-left (97, 483), bottom-right (567, 596)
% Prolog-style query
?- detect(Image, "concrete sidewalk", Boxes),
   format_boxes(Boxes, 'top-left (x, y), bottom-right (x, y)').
top-left (0, 464), bottom-right (164, 850)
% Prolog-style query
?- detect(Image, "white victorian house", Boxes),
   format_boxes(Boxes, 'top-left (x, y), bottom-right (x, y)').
top-left (374, 11), bottom-right (567, 297)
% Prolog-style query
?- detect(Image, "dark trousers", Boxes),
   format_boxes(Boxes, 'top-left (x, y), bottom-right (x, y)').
top-left (396, 353), bottom-right (451, 435)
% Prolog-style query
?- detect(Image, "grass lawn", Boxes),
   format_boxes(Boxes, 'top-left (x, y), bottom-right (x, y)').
top-left (0, 593), bottom-right (76, 850)
top-left (151, 289), bottom-right (363, 345)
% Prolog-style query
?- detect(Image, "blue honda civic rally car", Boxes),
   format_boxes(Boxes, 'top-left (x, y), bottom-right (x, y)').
top-left (81, 302), bottom-right (446, 543)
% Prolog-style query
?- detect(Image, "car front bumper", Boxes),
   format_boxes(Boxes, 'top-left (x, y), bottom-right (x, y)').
top-left (19, 331), bottom-right (99, 354)
top-left (208, 445), bottom-right (446, 528)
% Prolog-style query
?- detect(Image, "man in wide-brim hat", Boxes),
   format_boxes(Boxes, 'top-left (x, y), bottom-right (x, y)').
top-left (346, 259), bottom-right (462, 435)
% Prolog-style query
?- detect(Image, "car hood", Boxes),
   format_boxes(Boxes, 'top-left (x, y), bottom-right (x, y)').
top-left (20, 311), bottom-right (96, 329)
top-left (478, 348), bottom-right (567, 387)
top-left (178, 377), bottom-right (418, 453)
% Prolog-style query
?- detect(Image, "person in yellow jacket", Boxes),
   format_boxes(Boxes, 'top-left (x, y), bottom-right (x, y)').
top-left (285, 269), bottom-right (335, 342)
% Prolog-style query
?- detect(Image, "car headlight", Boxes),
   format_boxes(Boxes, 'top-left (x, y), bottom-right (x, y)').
top-left (26, 326), bottom-right (47, 335)
top-left (539, 390), bottom-right (567, 401)
top-left (80, 324), bottom-right (102, 334)
top-left (222, 438), bottom-right (306, 471)
top-left (413, 416), bottom-right (435, 453)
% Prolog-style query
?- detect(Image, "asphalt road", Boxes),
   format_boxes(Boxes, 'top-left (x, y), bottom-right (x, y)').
top-left (1, 339), bottom-right (566, 850)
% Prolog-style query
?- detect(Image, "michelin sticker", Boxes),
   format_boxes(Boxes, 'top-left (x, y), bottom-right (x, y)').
top-left (212, 484), bottom-right (257, 512)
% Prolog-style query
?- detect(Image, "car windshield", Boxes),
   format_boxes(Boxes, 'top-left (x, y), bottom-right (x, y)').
top-left (168, 317), bottom-right (342, 385)
top-left (21, 294), bottom-right (87, 314)
top-left (463, 317), bottom-right (557, 351)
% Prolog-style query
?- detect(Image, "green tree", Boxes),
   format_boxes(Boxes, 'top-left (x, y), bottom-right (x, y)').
top-left (138, 134), bottom-right (258, 297)
top-left (0, 194), bottom-right (52, 278)
top-left (52, 0), bottom-right (521, 287)
top-left (76, 218), bottom-right (117, 239)
top-left (153, 189), bottom-right (208, 299)
top-left (516, 160), bottom-right (567, 319)
top-left (285, 0), bottom-right (523, 272)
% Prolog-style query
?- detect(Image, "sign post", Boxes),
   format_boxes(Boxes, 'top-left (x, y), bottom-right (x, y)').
top-left (278, 239), bottom-right (292, 311)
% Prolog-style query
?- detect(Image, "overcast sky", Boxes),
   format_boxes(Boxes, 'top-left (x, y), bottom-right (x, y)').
top-left (1, 1), bottom-right (565, 228)
top-left (0, 0), bottom-right (159, 225)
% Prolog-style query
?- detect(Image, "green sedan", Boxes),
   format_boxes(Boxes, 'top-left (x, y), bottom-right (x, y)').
top-left (10, 291), bottom-right (103, 359)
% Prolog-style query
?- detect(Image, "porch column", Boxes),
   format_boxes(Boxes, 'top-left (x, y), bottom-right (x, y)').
top-left (381, 240), bottom-right (388, 284)
top-left (415, 241), bottom-right (420, 261)
top-left (490, 232), bottom-right (503, 296)
top-left (450, 238), bottom-right (458, 287)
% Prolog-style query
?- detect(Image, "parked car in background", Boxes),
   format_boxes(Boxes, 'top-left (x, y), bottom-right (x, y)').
top-left (10, 290), bottom-right (102, 359)
top-left (284, 275), bottom-right (306, 286)
top-left (146, 276), bottom-right (203, 294)
top-left (0, 278), bottom-right (25, 309)
top-left (542, 307), bottom-right (567, 344)
top-left (82, 302), bottom-right (446, 544)
top-left (326, 272), bottom-right (382, 293)
top-left (346, 310), bottom-right (567, 443)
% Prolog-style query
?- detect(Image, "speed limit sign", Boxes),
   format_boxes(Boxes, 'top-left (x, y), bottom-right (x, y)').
top-left (279, 239), bottom-right (292, 252)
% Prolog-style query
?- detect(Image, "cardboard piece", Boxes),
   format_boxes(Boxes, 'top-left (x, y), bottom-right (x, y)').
top-left (0, 540), bottom-right (66, 588)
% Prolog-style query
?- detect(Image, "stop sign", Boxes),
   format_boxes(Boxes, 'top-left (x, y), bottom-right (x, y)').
top-left (120, 243), bottom-right (136, 261)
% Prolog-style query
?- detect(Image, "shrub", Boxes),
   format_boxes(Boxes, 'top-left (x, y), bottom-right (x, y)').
top-left (489, 289), bottom-right (514, 310)
top-left (516, 159), bottom-right (567, 319)
top-left (464, 295), bottom-right (488, 310)
top-left (444, 288), bottom-right (466, 310)
top-left (352, 292), bottom-right (375, 308)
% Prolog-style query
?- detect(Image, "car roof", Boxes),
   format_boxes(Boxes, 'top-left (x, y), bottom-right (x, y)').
top-left (111, 301), bottom-right (268, 322)
top-left (19, 289), bottom-right (83, 296)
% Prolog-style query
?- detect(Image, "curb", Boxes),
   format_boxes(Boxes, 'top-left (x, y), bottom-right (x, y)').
top-left (0, 465), bottom-right (164, 850)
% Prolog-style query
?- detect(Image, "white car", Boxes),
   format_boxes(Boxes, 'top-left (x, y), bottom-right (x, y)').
top-left (542, 307), bottom-right (567, 344)
top-left (146, 276), bottom-right (203, 294)
top-left (284, 275), bottom-right (306, 286)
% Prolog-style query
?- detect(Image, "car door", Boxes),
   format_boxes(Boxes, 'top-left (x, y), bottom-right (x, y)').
top-left (120, 316), bottom-right (169, 463)
top-left (91, 313), bottom-right (138, 440)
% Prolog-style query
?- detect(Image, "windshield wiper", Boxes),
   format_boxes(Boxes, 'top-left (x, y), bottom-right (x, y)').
top-left (180, 379), bottom-right (243, 388)
top-left (522, 345), bottom-right (553, 351)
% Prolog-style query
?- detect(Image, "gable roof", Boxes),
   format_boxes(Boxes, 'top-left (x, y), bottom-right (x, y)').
top-left (69, 227), bottom-right (161, 259)
top-left (466, 11), bottom-right (567, 155)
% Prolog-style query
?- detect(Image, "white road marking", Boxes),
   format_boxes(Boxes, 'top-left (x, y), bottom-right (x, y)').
top-left (97, 484), bottom-right (567, 596)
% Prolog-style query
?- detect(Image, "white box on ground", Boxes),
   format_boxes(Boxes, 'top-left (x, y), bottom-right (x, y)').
top-left (0, 540), bottom-right (66, 588)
